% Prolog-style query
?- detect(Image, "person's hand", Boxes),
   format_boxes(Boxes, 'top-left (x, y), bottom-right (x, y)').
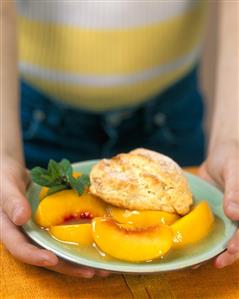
top-left (199, 140), bottom-right (239, 268)
top-left (0, 155), bottom-right (110, 278)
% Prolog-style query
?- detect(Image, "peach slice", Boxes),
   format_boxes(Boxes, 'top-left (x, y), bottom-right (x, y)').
top-left (50, 224), bottom-right (93, 245)
top-left (35, 190), bottom-right (106, 227)
top-left (39, 172), bottom-right (81, 200)
top-left (108, 206), bottom-right (179, 226)
top-left (171, 201), bottom-right (214, 248)
top-left (92, 217), bottom-right (173, 262)
top-left (39, 187), bottom-right (49, 201)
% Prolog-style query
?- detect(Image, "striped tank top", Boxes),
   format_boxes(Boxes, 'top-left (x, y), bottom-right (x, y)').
top-left (17, 1), bottom-right (207, 111)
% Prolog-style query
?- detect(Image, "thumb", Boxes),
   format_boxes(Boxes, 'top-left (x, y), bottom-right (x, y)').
top-left (198, 162), bottom-right (219, 186)
top-left (1, 175), bottom-right (31, 225)
top-left (223, 164), bottom-right (239, 221)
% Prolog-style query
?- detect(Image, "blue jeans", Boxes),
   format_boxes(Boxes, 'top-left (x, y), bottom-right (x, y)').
top-left (20, 67), bottom-right (205, 169)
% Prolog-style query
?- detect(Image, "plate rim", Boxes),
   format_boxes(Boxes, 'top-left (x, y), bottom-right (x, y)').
top-left (22, 160), bottom-right (238, 273)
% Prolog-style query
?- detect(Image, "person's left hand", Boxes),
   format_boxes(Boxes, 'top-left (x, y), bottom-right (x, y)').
top-left (199, 140), bottom-right (239, 268)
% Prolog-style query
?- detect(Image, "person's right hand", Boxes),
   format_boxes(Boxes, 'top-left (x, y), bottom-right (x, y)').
top-left (0, 155), bottom-right (110, 278)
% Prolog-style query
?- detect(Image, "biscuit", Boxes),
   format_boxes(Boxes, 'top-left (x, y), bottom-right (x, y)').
top-left (89, 148), bottom-right (193, 215)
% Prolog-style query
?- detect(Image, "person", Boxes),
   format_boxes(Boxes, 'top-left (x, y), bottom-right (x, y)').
top-left (1, 1), bottom-right (238, 278)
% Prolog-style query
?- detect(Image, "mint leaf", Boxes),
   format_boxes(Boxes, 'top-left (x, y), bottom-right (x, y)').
top-left (30, 167), bottom-right (55, 186)
top-left (69, 177), bottom-right (84, 195)
top-left (69, 175), bottom-right (90, 195)
top-left (59, 159), bottom-right (73, 179)
top-left (78, 174), bottom-right (90, 186)
top-left (31, 159), bottom-right (90, 197)
top-left (48, 160), bottom-right (61, 180)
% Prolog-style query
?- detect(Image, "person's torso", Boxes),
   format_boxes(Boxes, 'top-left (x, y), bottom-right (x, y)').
top-left (17, 0), bottom-right (207, 111)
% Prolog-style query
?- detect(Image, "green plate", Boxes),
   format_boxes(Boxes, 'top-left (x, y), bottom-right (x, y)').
top-left (23, 160), bottom-right (238, 273)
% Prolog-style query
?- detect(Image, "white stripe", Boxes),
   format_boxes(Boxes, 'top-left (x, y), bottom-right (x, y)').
top-left (19, 46), bottom-right (201, 87)
top-left (17, 0), bottom-right (198, 29)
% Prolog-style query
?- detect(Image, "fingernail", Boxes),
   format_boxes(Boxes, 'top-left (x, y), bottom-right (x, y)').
top-left (98, 271), bottom-right (110, 277)
top-left (77, 270), bottom-right (95, 278)
top-left (228, 243), bottom-right (238, 254)
top-left (13, 206), bottom-right (25, 224)
top-left (84, 272), bottom-right (95, 278)
top-left (41, 254), bottom-right (57, 266)
top-left (215, 259), bottom-right (224, 269)
top-left (42, 260), bottom-right (56, 267)
top-left (192, 264), bottom-right (201, 270)
top-left (227, 202), bottom-right (239, 214)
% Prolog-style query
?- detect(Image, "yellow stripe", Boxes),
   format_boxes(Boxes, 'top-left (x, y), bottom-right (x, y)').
top-left (22, 62), bottom-right (195, 111)
top-left (19, 2), bottom-right (206, 75)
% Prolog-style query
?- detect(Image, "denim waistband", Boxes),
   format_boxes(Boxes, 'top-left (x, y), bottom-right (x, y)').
top-left (21, 65), bottom-right (204, 163)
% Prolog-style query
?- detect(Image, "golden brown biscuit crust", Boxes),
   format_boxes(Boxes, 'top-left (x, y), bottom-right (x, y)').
top-left (89, 148), bottom-right (193, 215)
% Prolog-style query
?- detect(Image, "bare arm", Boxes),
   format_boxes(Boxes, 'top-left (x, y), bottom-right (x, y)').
top-left (0, 1), bottom-right (108, 277)
top-left (209, 1), bottom-right (239, 149)
top-left (199, 1), bottom-right (239, 268)
top-left (0, 1), bottom-right (23, 163)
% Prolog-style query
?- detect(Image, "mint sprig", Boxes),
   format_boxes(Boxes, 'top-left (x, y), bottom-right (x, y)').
top-left (30, 159), bottom-right (90, 198)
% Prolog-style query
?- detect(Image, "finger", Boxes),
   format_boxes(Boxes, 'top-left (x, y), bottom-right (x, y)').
top-left (214, 250), bottom-right (239, 269)
top-left (0, 210), bottom-right (58, 266)
top-left (96, 270), bottom-right (111, 277)
top-left (198, 163), bottom-right (216, 185)
top-left (1, 178), bottom-right (31, 225)
top-left (223, 162), bottom-right (239, 221)
top-left (198, 162), bottom-right (213, 182)
top-left (45, 259), bottom-right (96, 278)
top-left (227, 230), bottom-right (239, 254)
top-left (191, 263), bottom-right (202, 270)
top-left (46, 260), bottom-right (111, 278)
